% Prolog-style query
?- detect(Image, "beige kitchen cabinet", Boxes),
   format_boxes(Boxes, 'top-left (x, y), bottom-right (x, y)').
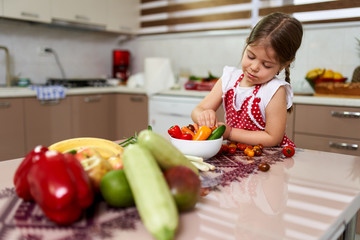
top-left (24, 97), bottom-right (72, 153)
top-left (115, 93), bottom-right (148, 139)
top-left (293, 104), bottom-right (360, 156)
top-left (0, 98), bottom-right (26, 161)
top-left (106, 0), bottom-right (139, 34)
top-left (71, 94), bottom-right (116, 140)
top-left (51, 0), bottom-right (108, 27)
top-left (286, 110), bottom-right (294, 141)
top-left (3, 0), bottom-right (51, 23)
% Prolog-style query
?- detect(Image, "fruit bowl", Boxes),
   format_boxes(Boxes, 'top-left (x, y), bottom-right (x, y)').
top-left (170, 136), bottom-right (223, 160)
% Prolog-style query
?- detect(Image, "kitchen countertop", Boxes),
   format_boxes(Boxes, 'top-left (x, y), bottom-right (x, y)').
top-left (0, 86), bottom-right (147, 98)
top-left (1, 86), bottom-right (360, 108)
top-left (157, 89), bottom-right (360, 108)
top-left (0, 148), bottom-right (359, 239)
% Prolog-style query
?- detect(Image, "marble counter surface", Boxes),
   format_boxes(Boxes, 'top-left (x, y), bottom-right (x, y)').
top-left (0, 148), bottom-right (359, 239)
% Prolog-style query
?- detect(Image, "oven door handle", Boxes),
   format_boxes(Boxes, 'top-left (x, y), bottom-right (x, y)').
top-left (158, 112), bottom-right (188, 118)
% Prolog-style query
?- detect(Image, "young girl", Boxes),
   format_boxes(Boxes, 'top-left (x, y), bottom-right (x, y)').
top-left (191, 12), bottom-right (303, 147)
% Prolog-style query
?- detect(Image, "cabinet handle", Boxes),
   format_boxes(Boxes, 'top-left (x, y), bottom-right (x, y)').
top-left (40, 99), bottom-right (60, 105)
top-left (130, 96), bottom-right (144, 102)
top-left (84, 96), bottom-right (101, 103)
top-left (21, 12), bottom-right (39, 19)
top-left (75, 15), bottom-right (90, 22)
top-left (331, 111), bottom-right (360, 118)
top-left (119, 26), bottom-right (132, 32)
top-left (164, 112), bottom-right (186, 117)
top-left (0, 102), bottom-right (10, 108)
top-left (329, 141), bottom-right (358, 150)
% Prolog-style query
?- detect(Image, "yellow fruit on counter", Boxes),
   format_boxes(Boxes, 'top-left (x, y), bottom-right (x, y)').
top-left (333, 72), bottom-right (343, 79)
top-left (49, 137), bottom-right (124, 170)
top-left (306, 70), bottom-right (318, 80)
top-left (321, 69), bottom-right (334, 79)
top-left (316, 68), bottom-right (325, 76)
top-left (305, 68), bottom-right (325, 80)
top-left (49, 137), bottom-right (123, 160)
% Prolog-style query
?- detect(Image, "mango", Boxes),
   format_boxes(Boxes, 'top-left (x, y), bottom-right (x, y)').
top-left (163, 166), bottom-right (201, 212)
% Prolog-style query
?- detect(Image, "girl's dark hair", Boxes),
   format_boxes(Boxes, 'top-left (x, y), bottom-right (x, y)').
top-left (246, 12), bottom-right (303, 82)
top-left (246, 12), bottom-right (303, 112)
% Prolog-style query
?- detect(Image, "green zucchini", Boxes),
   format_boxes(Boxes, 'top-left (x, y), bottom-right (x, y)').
top-left (137, 130), bottom-right (199, 175)
top-left (207, 125), bottom-right (226, 140)
top-left (123, 144), bottom-right (178, 240)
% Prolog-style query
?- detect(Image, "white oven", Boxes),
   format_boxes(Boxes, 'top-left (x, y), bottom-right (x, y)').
top-left (148, 95), bottom-right (204, 137)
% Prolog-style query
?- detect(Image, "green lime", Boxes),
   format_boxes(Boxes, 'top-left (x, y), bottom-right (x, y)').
top-left (100, 169), bottom-right (135, 207)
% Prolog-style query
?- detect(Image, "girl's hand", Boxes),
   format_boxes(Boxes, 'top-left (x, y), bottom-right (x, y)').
top-left (197, 109), bottom-right (217, 128)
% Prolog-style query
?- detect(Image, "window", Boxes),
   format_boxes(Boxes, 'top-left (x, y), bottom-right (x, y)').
top-left (140, 0), bottom-right (360, 35)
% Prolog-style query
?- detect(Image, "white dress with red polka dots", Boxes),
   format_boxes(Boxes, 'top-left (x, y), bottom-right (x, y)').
top-left (221, 66), bottom-right (295, 147)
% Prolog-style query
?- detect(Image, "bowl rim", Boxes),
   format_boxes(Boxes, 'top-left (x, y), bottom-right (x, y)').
top-left (170, 136), bottom-right (223, 142)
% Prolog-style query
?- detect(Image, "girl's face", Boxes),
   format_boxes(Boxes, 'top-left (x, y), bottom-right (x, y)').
top-left (241, 40), bottom-right (282, 87)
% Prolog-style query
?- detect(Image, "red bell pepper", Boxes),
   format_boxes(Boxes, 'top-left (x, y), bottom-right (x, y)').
top-left (168, 125), bottom-right (182, 139)
top-left (13, 145), bottom-right (48, 201)
top-left (14, 146), bottom-right (94, 225)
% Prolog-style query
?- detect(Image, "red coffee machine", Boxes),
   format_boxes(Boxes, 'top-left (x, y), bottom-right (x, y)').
top-left (113, 50), bottom-right (130, 84)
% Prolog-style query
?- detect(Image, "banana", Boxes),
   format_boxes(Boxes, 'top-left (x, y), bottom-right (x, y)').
top-left (306, 68), bottom-right (325, 80)
top-left (49, 137), bottom-right (124, 161)
top-left (306, 68), bottom-right (326, 80)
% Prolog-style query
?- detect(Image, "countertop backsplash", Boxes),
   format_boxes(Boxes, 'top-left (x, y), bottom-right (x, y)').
top-left (0, 18), bottom-right (359, 95)
top-left (0, 19), bottom-right (120, 86)
top-left (123, 21), bottom-right (360, 94)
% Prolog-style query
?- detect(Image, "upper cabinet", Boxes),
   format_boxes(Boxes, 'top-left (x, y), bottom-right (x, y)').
top-left (51, 0), bottom-right (108, 27)
top-left (0, 0), bottom-right (138, 34)
top-left (2, 0), bottom-right (51, 23)
top-left (107, 0), bottom-right (139, 34)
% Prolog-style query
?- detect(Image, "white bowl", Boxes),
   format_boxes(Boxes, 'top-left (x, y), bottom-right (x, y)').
top-left (170, 136), bottom-right (223, 160)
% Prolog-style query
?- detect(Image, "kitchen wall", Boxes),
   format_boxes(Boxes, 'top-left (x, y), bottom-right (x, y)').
top-left (0, 19), bottom-right (123, 85)
top-left (123, 21), bottom-right (360, 94)
top-left (1, 18), bottom-right (359, 94)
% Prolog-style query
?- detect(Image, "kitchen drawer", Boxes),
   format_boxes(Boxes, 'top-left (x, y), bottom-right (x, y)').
top-left (295, 104), bottom-right (360, 139)
top-left (0, 98), bottom-right (26, 160)
top-left (71, 94), bottom-right (116, 140)
top-left (294, 133), bottom-right (360, 156)
top-left (24, 97), bottom-right (72, 152)
top-left (115, 94), bottom-right (148, 139)
top-left (286, 110), bottom-right (294, 140)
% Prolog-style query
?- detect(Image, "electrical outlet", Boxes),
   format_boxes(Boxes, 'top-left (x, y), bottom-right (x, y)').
top-left (37, 47), bottom-right (51, 56)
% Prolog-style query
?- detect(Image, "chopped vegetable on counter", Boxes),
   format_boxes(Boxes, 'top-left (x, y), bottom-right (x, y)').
top-left (282, 146), bottom-right (295, 157)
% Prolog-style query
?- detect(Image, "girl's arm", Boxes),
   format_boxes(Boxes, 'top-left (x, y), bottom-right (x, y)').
top-left (226, 86), bottom-right (288, 147)
top-left (191, 79), bottom-right (223, 127)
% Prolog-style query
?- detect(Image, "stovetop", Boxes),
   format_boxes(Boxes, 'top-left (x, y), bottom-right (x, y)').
top-left (46, 78), bottom-right (110, 88)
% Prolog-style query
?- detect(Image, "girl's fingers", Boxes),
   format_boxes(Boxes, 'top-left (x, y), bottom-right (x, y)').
top-left (198, 109), bottom-right (217, 128)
